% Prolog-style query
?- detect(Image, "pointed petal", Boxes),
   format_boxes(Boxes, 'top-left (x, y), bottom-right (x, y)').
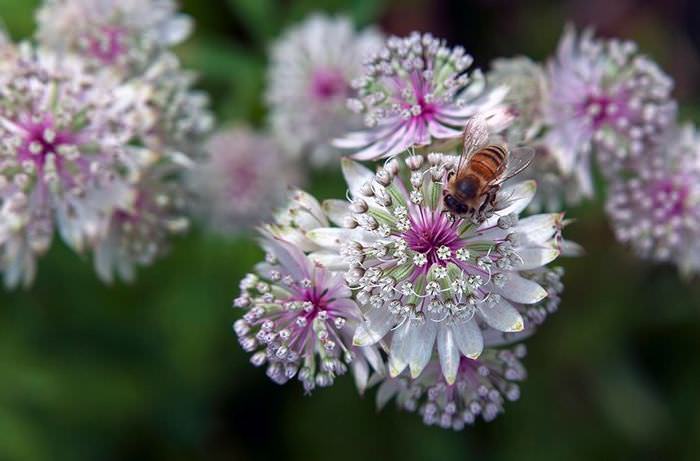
top-left (479, 297), bottom-right (525, 332)
top-left (353, 307), bottom-right (394, 347)
top-left (306, 227), bottom-right (373, 248)
top-left (451, 320), bottom-right (484, 359)
top-left (376, 380), bottom-right (400, 410)
top-left (352, 358), bottom-right (370, 394)
top-left (322, 199), bottom-right (350, 227)
top-left (496, 272), bottom-right (547, 304)
top-left (406, 320), bottom-right (437, 378)
top-left (388, 320), bottom-right (411, 377)
top-left (438, 326), bottom-right (460, 385)
top-left (341, 158), bottom-right (375, 198)
top-left (512, 247), bottom-right (560, 270)
top-left (479, 180), bottom-right (537, 229)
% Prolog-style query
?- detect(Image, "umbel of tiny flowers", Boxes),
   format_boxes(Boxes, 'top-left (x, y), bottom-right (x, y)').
top-left (94, 162), bottom-right (190, 283)
top-left (543, 25), bottom-right (676, 197)
top-left (186, 126), bottom-right (302, 235)
top-left (376, 344), bottom-right (527, 429)
top-left (233, 235), bottom-right (384, 393)
top-left (334, 32), bottom-right (512, 161)
top-left (265, 14), bottom-right (383, 167)
top-left (305, 154), bottom-right (569, 384)
top-left (606, 123), bottom-right (700, 277)
top-left (36, 0), bottom-right (192, 73)
top-left (0, 42), bottom-right (157, 288)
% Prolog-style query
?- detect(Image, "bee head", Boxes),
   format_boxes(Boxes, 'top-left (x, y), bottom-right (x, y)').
top-left (443, 194), bottom-right (469, 215)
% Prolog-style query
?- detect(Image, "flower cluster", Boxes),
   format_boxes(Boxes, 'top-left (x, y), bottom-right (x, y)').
top-left (606, 124), bottom-right (700, 276)
top-left (334, 32), bottom-right (512, 160)
top-left (36, 0), bottom-right (191, 73)
top-left (0, 1), bottom-right (211, 287)
top-left (187, 126), bottom-right (301, 235)
top-left (266, 14), bottom-right (382, 167)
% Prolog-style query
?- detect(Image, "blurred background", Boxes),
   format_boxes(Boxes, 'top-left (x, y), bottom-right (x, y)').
top-left (1, 0), bottom-right (700, 460)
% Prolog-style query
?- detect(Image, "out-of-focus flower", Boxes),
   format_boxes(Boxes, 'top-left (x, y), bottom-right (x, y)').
top-left (544, 26), bottom-right (676, 196)
top-left (334, 32), bottom-right (511, 160)
top-left (94, 165), bottom-right (189, 283)
top-left (606, 124), bottom-right (700, 276)
top-left (265, 14), bottom-right (382, 167)
top-left (376, 344), bottom-right (527, 429)
top-left (487, 56), bottom-right (547, 142)
top-left (306, 155), bottom-right (568, 384)
top-left (0, 43), bottom-right (153, 288)
top-left (233, 236), bottom-right (384, 393)
top-left (187, 127), bottom-right (302, 235)
top-left (136, 53), bottom-right (214, 154)
top-left (36, 0), bottom-right (191, 72)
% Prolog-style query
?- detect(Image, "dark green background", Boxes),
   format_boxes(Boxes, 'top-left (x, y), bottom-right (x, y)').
top-left (1, 0), bottom-right (700, 460)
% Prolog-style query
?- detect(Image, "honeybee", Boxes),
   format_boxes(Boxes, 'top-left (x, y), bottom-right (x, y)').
top-left (443, 121), bottom-right (534, 223)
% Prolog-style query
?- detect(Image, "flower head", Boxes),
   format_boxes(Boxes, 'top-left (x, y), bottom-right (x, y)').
top-left (376, 344), bottom-right (527, 429)
top-left (94, 164), bottom-right (189, 283)
top-left (188, 127), bottom-right (302, 235)
top-left (36, 0), bottom-right (191, 72)
top-left (136, 53), bottom-right (213, 154)
top-left (233, 236), bottom-right (384, 393)
top-left (606, 124), bottom-right (700, 276)
top-left (0, 43), bottom-right (153, 287)
top-left (334, 32), bottom-right (511, 160)
top-left (544, 26), bottom-right (676, 196)
top-left (487, 56), bottom-right (547, 142)
top-left (265, 14), bottom-right (382, 167)
top-left (306, 155), bottom-right (566, 384)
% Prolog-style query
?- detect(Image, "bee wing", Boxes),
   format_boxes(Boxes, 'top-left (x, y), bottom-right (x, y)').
top-left (496, 146), bottom-right (535, 184)
top-left (457, 116), bottom-right (490, 173)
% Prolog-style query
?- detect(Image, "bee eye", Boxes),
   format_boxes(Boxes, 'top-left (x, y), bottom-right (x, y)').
top-left (444, 194), bottom-right (457, 210)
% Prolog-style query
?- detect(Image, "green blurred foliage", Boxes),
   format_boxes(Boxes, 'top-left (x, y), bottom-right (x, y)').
top-left (1, 1), bottom-right (700, 460)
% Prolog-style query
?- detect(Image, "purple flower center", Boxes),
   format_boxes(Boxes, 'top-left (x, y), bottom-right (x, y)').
top-left (19, 116), bottom-right (75, 169)
top-left (86, 26), bottom-right (127, 64)
top-left (403, 210), bottom-right (461, 266)
top-left (310, 69), bottom-right (348, 101)
top-left (579, 92), bottom-right (629, 130)
top-left (650, 178), bottom-right (689, 220)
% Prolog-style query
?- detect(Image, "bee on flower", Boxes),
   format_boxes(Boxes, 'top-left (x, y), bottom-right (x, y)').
top-left (305, 150), bottom-right (571, 384)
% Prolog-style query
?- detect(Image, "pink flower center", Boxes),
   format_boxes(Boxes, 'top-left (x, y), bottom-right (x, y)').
top-left (19, 116), bottom-right (74, 169)
top-left (650, 178), bottom-right (690, 220)
top-left (86, 26), bottom-right (127, 64)
top-left (403, 210), bottom-right (461, 266)
top-left (310, 69), bottom-right (348, 101)
top-left (579, 91), bottom-right (629, 130)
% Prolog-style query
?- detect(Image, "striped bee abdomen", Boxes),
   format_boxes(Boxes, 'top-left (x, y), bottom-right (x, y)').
top-left (470, 145), bottom-right (507, 180)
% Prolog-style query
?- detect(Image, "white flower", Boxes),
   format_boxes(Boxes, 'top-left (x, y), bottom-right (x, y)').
top-left (0, 42), bottom-right (155, 288)
top-left (36, 0), bottom-right (192, 72)
top-left (305, 156), bottom-right (571, 384)
top-left (543, 25), bottom-right (676, 196)
top-left (606, 123), bottom-right (700, 276)
top-left (187, 126), bottom-right (302, 234)
top-left (265, 14), bottom-right (382, 167)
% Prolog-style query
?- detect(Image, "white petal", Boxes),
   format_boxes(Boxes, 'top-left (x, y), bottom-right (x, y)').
top-left (561, 239), bottom-right (584, 257)
top-left (308, 252), bottom-right (347, 271)
top-left (479, 297), bottom-right (524, 332)
top-left (353, 307), bottom-right (393, 347)
top-left (388, 320), bottom-right (411, 377)
top-left (451, 320), bottom-right (483, 359)
top-left (480, 180), bottom-right (537, 228)
top-left (341, 158), bottom-right (375, 198)
top-left (361, 346), bottom-right (385, 375)
top-left (438, 326), bottom-right (460, 385)
top-left (496, 272), bottom-right (547, 304)
top-left (516, 214), bottom-right (563, 246)
top-left (306, 227), bottom-right (373, 249)
top-left (406, 320), bottom-right (437, 378)
top-left (376, 380), bottom-right (400, 410)
top-left (352, 358), bottom-right (370, 394)
top-left (512, 247), bottom-right (560, 270)
top-left (322, 199), bottom-right (350, 227)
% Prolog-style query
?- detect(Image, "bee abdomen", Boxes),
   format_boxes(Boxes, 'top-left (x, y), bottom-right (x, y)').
top-left (472, 145), bottom-right (507, 178)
